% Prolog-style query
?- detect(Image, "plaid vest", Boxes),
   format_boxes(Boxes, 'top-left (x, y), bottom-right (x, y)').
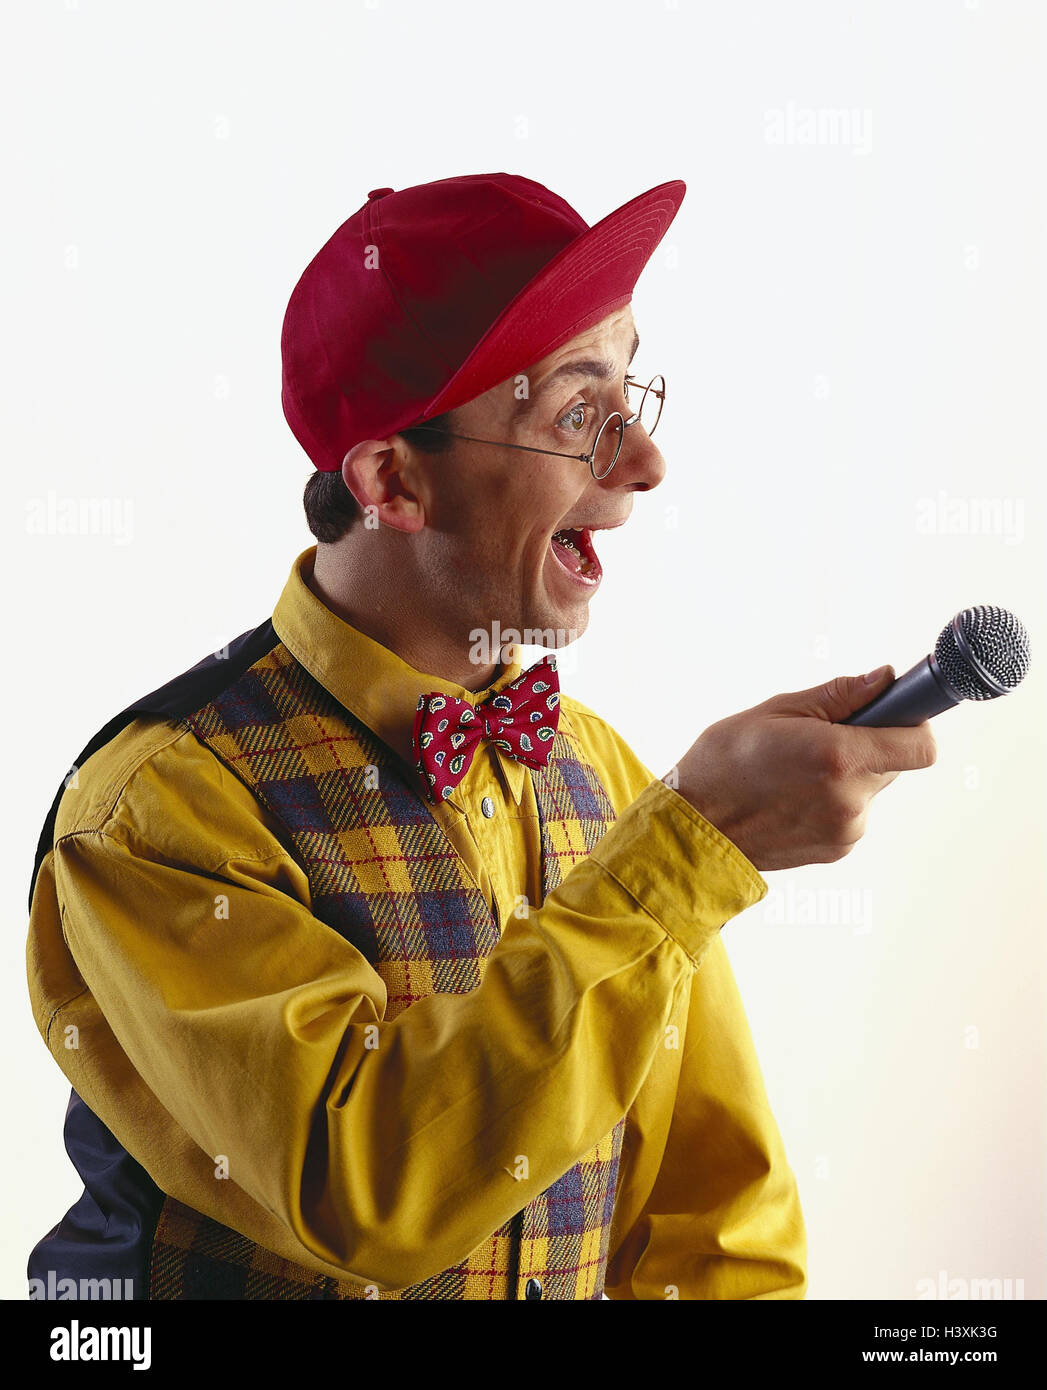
top-left (147, 638), bottom-right (626, 1300)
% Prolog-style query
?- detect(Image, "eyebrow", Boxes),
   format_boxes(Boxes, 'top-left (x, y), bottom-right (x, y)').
top-left (515, 331), bottom-right (640, 420)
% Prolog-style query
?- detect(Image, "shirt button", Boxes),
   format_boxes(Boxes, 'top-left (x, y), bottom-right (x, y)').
top-left (524, 1277), bottom-right (543, 1300)
top-left (481, 796), bottom-right (495, 818)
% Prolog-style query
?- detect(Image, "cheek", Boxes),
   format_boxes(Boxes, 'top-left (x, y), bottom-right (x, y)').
top-left (513, 456), bottom-right (580, 520)
top-left (430, 464), bottom-right (502, 537)
top-left (447, 456), bottom-right (578, 557)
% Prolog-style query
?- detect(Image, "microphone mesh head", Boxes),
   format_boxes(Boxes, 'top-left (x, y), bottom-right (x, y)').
top-left (934, 605), bottom-right (1031, 700)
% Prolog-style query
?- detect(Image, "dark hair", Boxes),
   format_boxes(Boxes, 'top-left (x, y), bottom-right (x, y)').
top-left (302, 409), bottom-right (458, 544)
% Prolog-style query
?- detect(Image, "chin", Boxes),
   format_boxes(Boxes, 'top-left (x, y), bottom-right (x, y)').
top-left (523, 598), bottom-right (590, 649)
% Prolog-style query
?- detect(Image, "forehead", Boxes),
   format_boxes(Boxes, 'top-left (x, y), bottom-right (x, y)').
top-left (454, 305), bottom-right (639, 424)
top-left (526, 305), bottom-right (637, 378)
top-left (460, 306), bottom-right (638, 421)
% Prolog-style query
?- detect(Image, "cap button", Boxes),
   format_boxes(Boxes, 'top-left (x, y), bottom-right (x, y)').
top-left (367, 187), bottom-right (394, 200)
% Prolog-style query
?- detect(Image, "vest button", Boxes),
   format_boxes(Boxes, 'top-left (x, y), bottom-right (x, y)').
top-left (524, 1277), bottom-right (543, 1300)
top-left (367, 187), bottom-right (394, 200)
top-left (481, 796), bottom-right (495, 818)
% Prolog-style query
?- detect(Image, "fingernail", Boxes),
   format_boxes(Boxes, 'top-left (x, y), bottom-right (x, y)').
top-left (863, 665), bottom-right (890, 685)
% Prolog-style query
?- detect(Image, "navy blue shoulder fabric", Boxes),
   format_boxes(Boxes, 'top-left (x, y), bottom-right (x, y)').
top-left (28, 617), bottom-right (280, 1300)
top-left (29, 617), bottom-right (279, 914)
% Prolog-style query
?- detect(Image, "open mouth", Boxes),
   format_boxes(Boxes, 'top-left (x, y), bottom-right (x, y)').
top-left (549, 526), bottom-right (602, 586)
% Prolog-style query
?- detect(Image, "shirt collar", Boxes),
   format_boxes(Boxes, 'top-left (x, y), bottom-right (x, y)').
top-left (271, 546), bottom-right (528, 807)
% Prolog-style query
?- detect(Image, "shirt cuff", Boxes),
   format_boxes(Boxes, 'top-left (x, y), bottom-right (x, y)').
top-left (589, 776), bottom-right (768, 967)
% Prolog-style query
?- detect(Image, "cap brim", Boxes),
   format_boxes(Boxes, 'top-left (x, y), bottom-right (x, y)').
top-left (417, 179), bottom-right (685, 421)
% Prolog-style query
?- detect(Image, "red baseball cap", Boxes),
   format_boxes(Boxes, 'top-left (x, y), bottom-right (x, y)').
top-left (281, 172), bottom-right (686, 473)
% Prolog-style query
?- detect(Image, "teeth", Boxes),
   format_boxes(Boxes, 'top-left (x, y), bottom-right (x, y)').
top-left (553, 529), bottom-right (582, 555)
top-left (552, 527), bottom-right (597, 577)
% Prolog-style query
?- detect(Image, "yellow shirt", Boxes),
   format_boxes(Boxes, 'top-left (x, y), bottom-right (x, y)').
top-left (26, 545), bottom-right (807, 1299)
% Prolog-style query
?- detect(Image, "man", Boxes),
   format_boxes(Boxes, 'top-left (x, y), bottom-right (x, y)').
top-left (26, 173), bottom-right (935, 1301)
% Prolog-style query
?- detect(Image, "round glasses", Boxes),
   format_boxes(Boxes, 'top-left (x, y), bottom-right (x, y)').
top-left (404, 374), bottom-right (666, 479)
top-left (579, 374), bottom-right (666, 478)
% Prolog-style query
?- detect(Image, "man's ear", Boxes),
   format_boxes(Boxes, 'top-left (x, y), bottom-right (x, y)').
top-left (341, 438), bottom-right (426, 534)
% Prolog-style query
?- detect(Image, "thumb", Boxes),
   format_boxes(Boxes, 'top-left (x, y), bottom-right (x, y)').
top-left (806, 665), bottom-right (896, 721)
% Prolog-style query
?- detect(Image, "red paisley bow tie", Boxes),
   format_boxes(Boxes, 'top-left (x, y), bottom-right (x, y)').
top-left (411, 654), bottom-right (561, 803)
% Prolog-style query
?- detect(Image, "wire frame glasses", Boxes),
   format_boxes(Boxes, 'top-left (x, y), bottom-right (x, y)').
top-left (404, 374), bottom-right (666, 479)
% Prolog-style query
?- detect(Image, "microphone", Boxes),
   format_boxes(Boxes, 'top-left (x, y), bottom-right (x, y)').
top-left (841, 605), bottom-right (1031, 727)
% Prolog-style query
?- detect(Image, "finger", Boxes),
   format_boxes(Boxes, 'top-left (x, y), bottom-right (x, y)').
top-left (847, 724), bottom-right (938, 775)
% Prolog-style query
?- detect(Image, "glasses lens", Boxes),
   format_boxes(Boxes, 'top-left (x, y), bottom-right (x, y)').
top-left (637, 375), bottom-right (665, 437)
top-left (592, 415), bottom-right (624, 478)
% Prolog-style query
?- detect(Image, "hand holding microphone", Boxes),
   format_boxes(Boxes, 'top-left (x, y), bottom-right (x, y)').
top-left (670, 605), bottom-right (1029, 874)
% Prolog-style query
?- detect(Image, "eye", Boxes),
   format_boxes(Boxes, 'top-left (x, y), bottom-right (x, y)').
top-left (555, 401), bottom-right (592, 433)
top-left (555, 377), bottom-right (633, 433)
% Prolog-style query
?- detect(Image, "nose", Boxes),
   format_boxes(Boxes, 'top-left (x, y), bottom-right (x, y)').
top-left (604, 418), bottom-right (666, 493)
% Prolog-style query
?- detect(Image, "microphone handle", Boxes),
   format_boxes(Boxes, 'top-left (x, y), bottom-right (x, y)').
top-left (840, 655), bottom-right (961, 727)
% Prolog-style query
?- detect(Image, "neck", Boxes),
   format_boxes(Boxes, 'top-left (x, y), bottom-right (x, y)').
top-left (307, 540), bottom-right (504, 692)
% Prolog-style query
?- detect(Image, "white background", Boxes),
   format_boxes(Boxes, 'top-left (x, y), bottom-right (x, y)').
top-left (3, 0), bottom-right (1044, 1300)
